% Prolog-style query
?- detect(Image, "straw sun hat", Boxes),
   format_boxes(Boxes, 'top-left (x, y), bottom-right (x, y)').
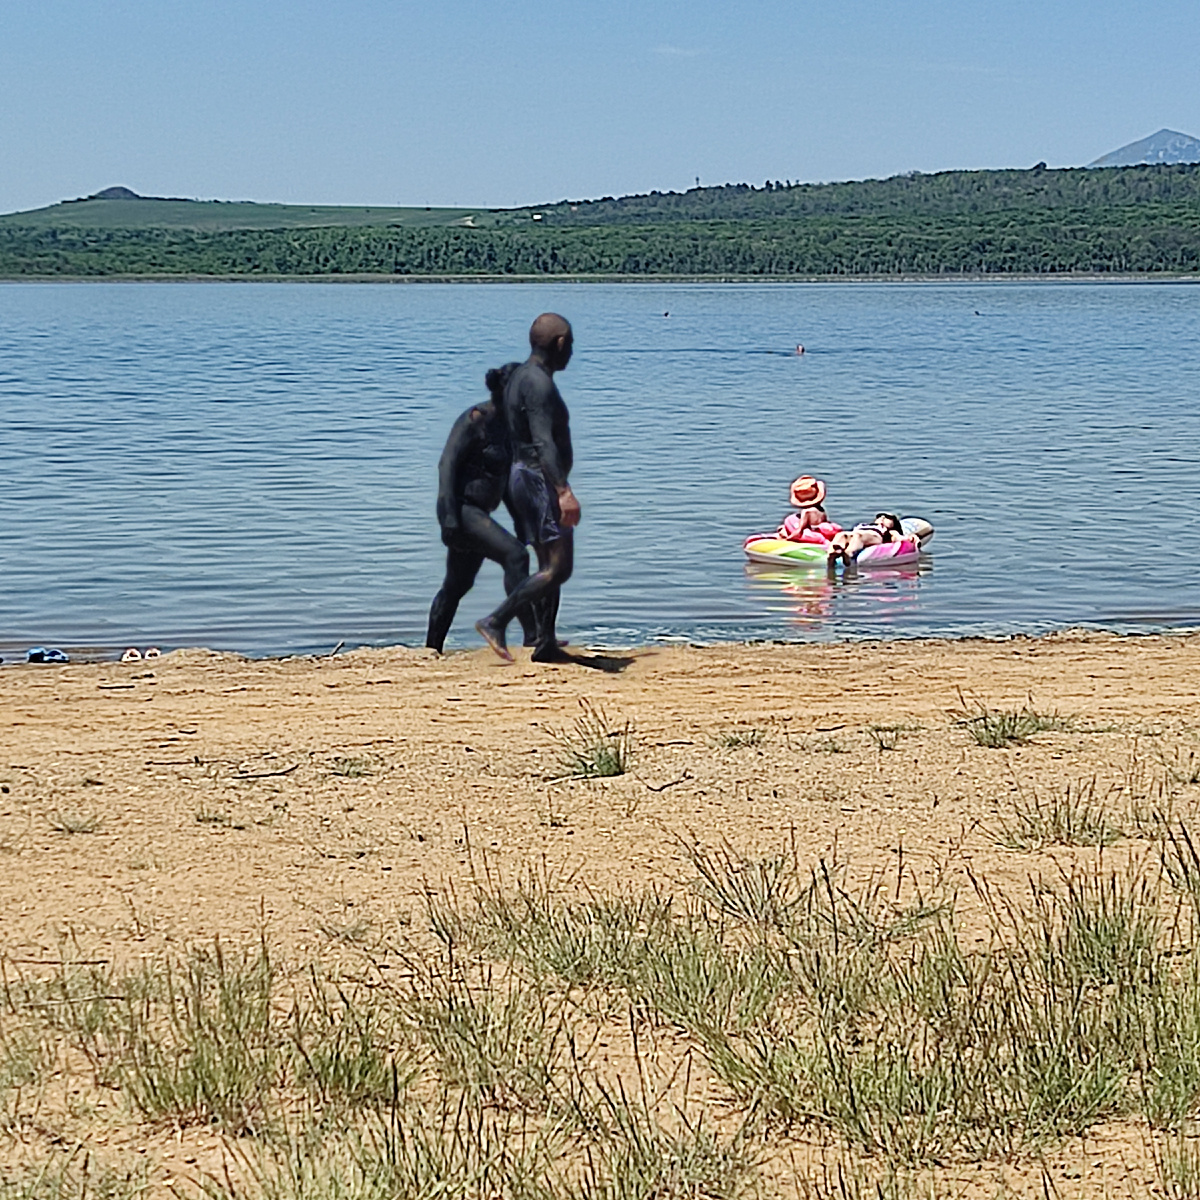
top-left (789, 476), bottom-right (827, 508)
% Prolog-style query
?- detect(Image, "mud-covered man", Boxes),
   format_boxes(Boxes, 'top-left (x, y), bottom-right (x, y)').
top-left (476, 313), bottom-right (580, 663)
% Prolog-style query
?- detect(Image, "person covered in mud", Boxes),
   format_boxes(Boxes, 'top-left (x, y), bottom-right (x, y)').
top-left (475, 313), bottom-right (580, 664)
top-left (425, 364), bottom-right (538, 653)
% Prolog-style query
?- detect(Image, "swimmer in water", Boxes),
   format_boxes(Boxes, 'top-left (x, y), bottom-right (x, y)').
top-left (795, 344), bottom-right (805, 355)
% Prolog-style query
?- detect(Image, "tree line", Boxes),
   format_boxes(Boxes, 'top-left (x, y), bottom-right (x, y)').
top-left (4, 204), bottom-right (1200, 277)
top-left (518, 163), bottom-right (1200, 225)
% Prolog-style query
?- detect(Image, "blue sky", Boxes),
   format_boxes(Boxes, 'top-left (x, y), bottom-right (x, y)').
top-left (2, 0), bottom-right (1199, 214)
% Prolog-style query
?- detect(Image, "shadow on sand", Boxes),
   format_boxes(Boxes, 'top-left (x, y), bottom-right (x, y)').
top-left (546, 649), bottom-right (639, 673)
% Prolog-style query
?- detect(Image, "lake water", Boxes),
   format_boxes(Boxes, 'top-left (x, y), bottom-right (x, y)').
top-left (1, 280), bottom-right (1198, 660)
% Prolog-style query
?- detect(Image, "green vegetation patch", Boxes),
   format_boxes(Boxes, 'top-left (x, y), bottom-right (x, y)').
top-left (4, 202), bottom-right (1200, 277)
top-left (0, 197), bottom-right (482, 232)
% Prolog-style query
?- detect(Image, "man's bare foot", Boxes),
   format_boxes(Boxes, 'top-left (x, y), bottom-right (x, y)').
top-left (474, 619), bottom-right (513, 662)
top-left (530, 644), bottom-right (573, 664)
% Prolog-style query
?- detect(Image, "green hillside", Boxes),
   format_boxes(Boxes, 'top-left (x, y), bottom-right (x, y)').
top-left (503, 162), bottom-right (1200, 225)
top-left (0, 195), bottom-right (485, 232)
top-left (4, 204), bottom-right (1200, 277)
top-left (4, 165), bottom-right (1200, 277)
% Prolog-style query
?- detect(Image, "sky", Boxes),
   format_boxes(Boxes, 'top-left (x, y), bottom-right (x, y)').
top-left (3, 0), bottom-right (1200, 215)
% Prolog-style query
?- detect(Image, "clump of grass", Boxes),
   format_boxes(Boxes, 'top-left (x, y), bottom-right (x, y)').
top-left (1032, 866), bottom-right (1162, 988)
top-left (0, 1022), bottom-right (50, 1129)
top-left (554, 699), bottom-right (633, 779)
top-left (809, 737), bottom-right (848, 755)
top-left (995, 777), bottom-right (1124, 849)
top-left (226, 1099), bottom-right (567, 1200)
top-left (565, 1078), bottom-right (757, 1200)
top-left (714, 727), bottom-right (768, 750)
top-left (699, 876), bottom-right (1144, 1161)
top-left (1161, 820), bottom-right (1200, 909)
top-left (411, 971), bottom-right (575, 1111)
top-left (1159, 743), bottom-right (1200, 788)
top-left (294, 978), bottom-right (417, 1110)
top-left (427, 867), bottom-right (675, 990)
top-left (1158, 1131), bottom-right (1200, 1199)
top-left (867, 723), bottom-right (915, 751)
top-left (0, 1151), bottom-right (149, 1200)
top-left (797, 1159), bottom-right (929, 1200)
top-left (60, 941), bottom-right (282, 1133)
top-left (682, 836), bottom-right (805, 927)
top-left (330, 756), bottom-right (375, 778)
top-left (47, 811), bottom-right (100, 835)
top-left (317, 918), bottom-right (374, 946)
top-left (952, 692), bottom-right (1073, 748)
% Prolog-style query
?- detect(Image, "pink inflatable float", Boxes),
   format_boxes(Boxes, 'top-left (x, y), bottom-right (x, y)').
top-left (744, 517), bottom-right (934, 569)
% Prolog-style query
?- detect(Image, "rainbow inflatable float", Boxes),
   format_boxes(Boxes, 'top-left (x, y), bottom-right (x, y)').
top-left (744, 517), bottom-right (934, 569)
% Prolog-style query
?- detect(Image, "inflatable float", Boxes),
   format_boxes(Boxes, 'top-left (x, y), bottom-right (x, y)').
top-left (744, 517), bottom-right (935, 569)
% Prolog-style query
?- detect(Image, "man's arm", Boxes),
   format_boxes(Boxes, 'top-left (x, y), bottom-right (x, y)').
top-left (521, 373), bottom-right (570, 491)
top-left (520, 374), bottom-right (581, 526)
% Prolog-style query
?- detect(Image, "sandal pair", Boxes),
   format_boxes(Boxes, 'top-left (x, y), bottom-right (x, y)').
top-left (120, 647), bottom-right (161, 663)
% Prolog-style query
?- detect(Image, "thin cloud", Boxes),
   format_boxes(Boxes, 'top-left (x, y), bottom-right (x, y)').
top-left (654, 44), bottom-right (707, 58)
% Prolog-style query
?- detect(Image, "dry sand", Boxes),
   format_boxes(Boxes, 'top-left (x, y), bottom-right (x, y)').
top-left (2, 630), bottom-right (1199, 1195)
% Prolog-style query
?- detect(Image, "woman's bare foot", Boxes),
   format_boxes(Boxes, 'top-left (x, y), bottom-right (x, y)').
top-left (474, 618), bottom-right (513, 662)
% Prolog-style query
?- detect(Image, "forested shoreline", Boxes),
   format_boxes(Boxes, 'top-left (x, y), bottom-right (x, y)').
top-left (4, 206), bottom-right (1200, 277)
top-left (5, 164), bottom-right (1200, 277)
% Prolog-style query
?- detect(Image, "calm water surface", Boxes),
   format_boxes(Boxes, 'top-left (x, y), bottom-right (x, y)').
top-left (1, 280), bottom-right (1198, 658)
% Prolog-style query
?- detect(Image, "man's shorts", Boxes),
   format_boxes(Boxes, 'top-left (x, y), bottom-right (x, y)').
top-left (508, 462), bottom-right (563, 546)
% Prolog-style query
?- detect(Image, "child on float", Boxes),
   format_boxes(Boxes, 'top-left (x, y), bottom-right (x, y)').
top-left (776, 476), bottom-right (841, 543)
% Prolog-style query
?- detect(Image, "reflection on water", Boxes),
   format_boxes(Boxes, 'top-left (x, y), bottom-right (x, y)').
top-left (745, 564), bottom-right (837, 626)
top-left (744, 562), bottom-right (927, 631)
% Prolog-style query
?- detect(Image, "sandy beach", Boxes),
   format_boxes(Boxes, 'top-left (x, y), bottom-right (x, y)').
top-left (2, 630), bottom-right (1199, 1196)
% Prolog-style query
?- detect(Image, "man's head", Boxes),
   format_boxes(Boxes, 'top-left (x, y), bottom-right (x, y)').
top-left (529, 312), bottom-right (573, 371)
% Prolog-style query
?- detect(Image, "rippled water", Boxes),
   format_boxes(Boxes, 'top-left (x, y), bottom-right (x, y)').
top-left (1, 280), bottom-right (1198, 658)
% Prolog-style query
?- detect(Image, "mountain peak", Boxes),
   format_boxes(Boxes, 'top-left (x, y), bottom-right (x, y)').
top-left (1089, 129), bottom-right (1200, 168)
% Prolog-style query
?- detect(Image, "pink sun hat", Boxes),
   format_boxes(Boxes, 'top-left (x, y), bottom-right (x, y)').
top-left (789, 476), bottom-right (827, 508)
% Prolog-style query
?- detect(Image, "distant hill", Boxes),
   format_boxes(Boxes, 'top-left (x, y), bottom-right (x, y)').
top-left (90, 186), bottom-right (143, 200)
top-left (5, 163), bottom-right (1200, 277)
top-left (0, 193), bottom-right (486, 232)
top-left (8, 163), bottom-right (1200, 234)
top-left (1089, 130), bottom-right (1200, 168)
top-left (500, 162), bottom-right (1200, 227)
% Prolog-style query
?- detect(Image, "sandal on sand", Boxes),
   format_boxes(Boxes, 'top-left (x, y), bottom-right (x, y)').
top-left (120, 648), bottom-right (142, 663)
top-left (27, 647), bottom-right (69, 664)
top-left (144, 647), bottom-right (161, 660)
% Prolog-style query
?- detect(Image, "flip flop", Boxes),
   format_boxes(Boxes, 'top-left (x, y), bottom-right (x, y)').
top-left (121, 648), bottom-right (142, 663)
top-left (28, 647), bottom-right (69, 664)
top-left (144, 647), bottom-right (162, 660)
